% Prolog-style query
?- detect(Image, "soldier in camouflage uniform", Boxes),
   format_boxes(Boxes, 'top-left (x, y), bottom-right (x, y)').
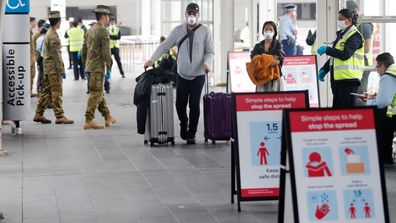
top-left (33, 11), bottom-right (74, 124)
top-left (82, 5), bottom-right (116, 129)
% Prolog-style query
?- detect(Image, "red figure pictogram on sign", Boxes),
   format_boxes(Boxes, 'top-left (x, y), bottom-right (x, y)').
top-left (257, 142), bottom-right (269, 165)
top-left (306, 152), bottom-right (332, 177)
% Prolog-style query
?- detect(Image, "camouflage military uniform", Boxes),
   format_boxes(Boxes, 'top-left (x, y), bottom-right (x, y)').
top-left (30, 30), bottom-right (36, 94)
top-left (32, 31), bottom-right (42, 93)
top-left (82, 23), bottom-right (113, 121)
top-left (35, 27), bottom-right (65, 118)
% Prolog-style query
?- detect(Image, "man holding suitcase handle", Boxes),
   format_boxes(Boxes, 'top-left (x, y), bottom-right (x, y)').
top-left (144, 3), bottom-right (214, 144)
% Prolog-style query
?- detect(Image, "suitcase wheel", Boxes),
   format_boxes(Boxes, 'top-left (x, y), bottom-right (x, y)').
top-left (205, 139), bottom-right (208, 144)
top-left (150, 141), bottom-right (155, 147)
top-left (144, 140), bottom-right (148, 145)
top-left (171, 141), bottom-right (175, 146)
top-left (212, 140), bottom-right (216, 145)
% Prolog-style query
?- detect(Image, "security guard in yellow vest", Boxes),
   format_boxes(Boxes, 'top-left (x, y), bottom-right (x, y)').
top-left (359, 53), bottom-right (396, 164)
top-left (317, 9), bottom-right (364, 108)
top-left (107, 18), bottom-right (125, 78)
top-left (66, 21), bottom-right (86, 80)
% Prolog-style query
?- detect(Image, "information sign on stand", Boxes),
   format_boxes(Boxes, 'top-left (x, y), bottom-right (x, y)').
top-left (282, 55), bottom-right (320, 107)
top-left (228, 51), bottom-right (255, 93)
top-left (279, 107), bottom-right (390, 223)
top-left (231, 91), bottom-right (309, 211)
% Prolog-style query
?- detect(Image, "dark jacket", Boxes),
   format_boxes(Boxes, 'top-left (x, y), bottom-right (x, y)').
top-left (134, 68), bottom-right (174, 134)
top-left (320, 26), bottom-right (364, 84)
top-left (250, 39), bottom-right (285, 76)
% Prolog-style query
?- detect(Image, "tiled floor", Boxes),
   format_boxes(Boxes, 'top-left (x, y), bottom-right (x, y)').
top-left (0, 67), bottom-right (395, 223)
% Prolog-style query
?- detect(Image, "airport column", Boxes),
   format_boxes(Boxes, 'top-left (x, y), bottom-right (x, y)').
top-left (0, 0), bottom-right (6, 156)
top-left (214, 0), bottom-right (234, 84)
top-left (2, 0), bottom-right (31, 134)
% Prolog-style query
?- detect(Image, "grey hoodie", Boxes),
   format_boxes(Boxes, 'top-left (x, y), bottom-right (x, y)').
top-left (150, 23), bottom-right (214, 80)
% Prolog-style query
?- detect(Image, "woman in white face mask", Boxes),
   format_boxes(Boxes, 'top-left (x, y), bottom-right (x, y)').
top-left (249, 21), bottom-right (285, 92)
top-left (316, 8), bottom-right (364, 108)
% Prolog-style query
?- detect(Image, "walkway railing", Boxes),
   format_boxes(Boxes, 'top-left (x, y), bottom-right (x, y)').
top-left (119, 36), bottom-right (160, 72)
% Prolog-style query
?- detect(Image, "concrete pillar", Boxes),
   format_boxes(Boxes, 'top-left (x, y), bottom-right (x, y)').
top-left (316, 0), bottom-right (338, 107)
top-left (214, 0), bottom-right (234, 84)
top-left (141, 0), bottom-right (152, 35)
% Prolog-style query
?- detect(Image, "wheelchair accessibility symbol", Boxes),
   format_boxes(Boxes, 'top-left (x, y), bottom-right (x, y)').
top-left (6, 0), bottom-right (29, 13)
top-left (7, 0), bottom-right (26, 9)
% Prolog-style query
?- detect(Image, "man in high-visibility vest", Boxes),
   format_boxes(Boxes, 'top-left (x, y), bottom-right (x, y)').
top-left (108, 18), bottom-right (125, 78)
top-left (346, 1), bottom-right (374, 98)
top-left (359, 53), bottom-right (396, 165)
top-left (66, 21), bottom-right (85, 80)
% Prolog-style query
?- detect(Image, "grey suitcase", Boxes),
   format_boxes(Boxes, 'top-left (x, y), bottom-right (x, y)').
top-left (144, 83), bottom-right (175, 147)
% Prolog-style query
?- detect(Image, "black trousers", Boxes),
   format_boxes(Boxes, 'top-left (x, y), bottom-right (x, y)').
top-left (176, 75), bottom-right (205, 137)
top-left (111, 48), bottom-right (124, 75)
top-left (71, 52), bottom-right (85, 80)
top-left (67, 46), bottom-right (72, 68)
top-left (376, 108), bottom-right (396, 162)
top-left (331, 81), bottom-right (360, 108)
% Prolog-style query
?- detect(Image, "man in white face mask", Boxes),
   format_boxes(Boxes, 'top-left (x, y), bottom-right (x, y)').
top-left (144, 3), bottom-right (214, 144)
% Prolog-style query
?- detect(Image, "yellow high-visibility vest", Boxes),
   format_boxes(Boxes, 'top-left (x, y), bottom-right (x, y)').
top-left (68, 27), bottom-right (84, 52)
top-left (108, 26), bottom-right (120, 49)
top-left (386, 64), bottom-right (396, 117)
top-left (333, 25), bottom-right (365, 81)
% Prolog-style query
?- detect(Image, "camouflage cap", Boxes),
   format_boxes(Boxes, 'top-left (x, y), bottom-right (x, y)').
top-left (92, 5), bottom-right (113, 15)
top-left (49, 11), bottom-right (61, 19)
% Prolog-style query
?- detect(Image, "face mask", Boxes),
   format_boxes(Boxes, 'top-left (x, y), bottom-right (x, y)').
top-left (187, 15), bottom-right (197, 26)
top-left (263, 31), bottom-right (274, 40)
top-left (337, 20), bottom-right (348, 31)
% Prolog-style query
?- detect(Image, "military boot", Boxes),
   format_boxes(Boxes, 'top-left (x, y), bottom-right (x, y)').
top-left (55, 116), bottom-right (74, 124)
top-left (105, 116), bottom-right (117, 127)
top-left (84, 120), bottom-right (104, 129)
top-left (33, 114), bottom-right (52, 124)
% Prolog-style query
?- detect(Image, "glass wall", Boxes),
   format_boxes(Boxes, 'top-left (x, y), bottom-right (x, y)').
top-left (161, 0), bottom-right (213, 37)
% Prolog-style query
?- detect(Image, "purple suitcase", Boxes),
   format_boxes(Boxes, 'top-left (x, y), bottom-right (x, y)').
top-left (203, 92), bottom-right (231, 144)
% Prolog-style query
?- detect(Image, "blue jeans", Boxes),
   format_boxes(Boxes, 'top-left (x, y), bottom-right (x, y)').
top-left (281, 39), bottom-right (296, 56)
top-left (176, 75), bottom-right (205, 138)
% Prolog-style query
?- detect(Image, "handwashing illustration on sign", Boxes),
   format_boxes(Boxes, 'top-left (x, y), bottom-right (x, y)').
top-left (344, 148), bottom-right (365, 174)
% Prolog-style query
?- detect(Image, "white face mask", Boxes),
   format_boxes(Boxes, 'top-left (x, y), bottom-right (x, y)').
top-left (187, 15), bottom-right (197, 26)
top-left (337, 20), bottom-right (348, 31)
top-left (263, 30), bottom-right (274, 40)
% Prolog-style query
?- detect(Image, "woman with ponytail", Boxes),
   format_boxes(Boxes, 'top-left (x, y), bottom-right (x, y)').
top-left (316, 8), bottom-right (364, 108)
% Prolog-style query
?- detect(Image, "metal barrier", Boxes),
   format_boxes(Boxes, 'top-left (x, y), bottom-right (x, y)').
top-left (119, 40), bottom-right (160, 72)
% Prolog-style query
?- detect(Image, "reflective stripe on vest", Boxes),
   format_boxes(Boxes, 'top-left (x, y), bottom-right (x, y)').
top-left (311, 40), bottom-right (317, 55)
top-left (386, 65), bottom-right (396, 117)
top-left (333, 25), bottom-right (365, 81)
top-left (108, 27), bottom-right (120, 48)
top-left (68, 27), bottom-right (84, 52)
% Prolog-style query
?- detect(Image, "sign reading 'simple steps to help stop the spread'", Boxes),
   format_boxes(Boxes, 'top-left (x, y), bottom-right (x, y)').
top-left (231, 91), bottom-right (308, 211)
top-left (279, 107), bottom-right (390, 223)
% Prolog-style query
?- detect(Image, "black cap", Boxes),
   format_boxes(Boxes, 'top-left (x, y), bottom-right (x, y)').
top-left (186, 3), bottom-right (199, 13)
top-left (284, 4), bottom-right (297, 10)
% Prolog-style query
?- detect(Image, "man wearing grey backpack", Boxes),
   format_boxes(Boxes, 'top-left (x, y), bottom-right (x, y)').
top-left (144, 3), bottom-right (214, 145)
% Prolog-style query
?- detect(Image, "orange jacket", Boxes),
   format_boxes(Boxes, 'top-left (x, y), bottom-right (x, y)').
top-left (246, 54), bottom-right (280, 86)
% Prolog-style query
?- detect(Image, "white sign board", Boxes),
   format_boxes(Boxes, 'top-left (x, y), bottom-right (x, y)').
top-left (233, 92), bottom-right (308, 200)
top-left (2, 0), bottom-right (31, 120)
top-left (279, 108), bottom-right (390, 223)
top-left (281, 55), bottom-right (320, 107)
top-left (228, 52), bottom-right (255, 93)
